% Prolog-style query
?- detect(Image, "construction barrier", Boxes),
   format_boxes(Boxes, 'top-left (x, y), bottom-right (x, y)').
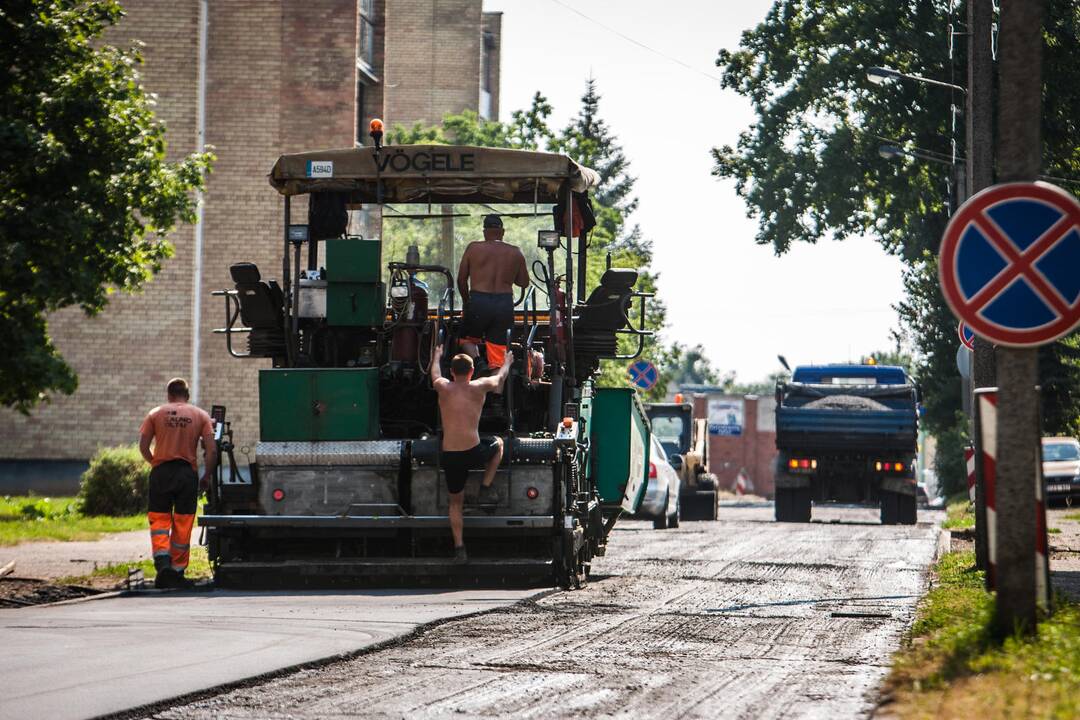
top-left (975, 388), bottom-right (1050, 611)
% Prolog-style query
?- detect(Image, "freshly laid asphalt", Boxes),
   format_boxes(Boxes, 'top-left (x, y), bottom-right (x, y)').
top-left (0, 586), bottom-right (538, 720)
top-left (2, 502), bottom-right (947, 720)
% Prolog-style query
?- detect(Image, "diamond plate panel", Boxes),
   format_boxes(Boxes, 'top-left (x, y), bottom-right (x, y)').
top-left (256, 441), bottom-right (404, 466)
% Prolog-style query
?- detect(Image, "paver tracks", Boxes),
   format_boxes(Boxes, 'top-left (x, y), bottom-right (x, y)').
top-left (146, 505), bottom-right (942, 720)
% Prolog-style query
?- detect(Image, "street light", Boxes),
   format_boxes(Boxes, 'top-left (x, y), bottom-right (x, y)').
top-left (866, 64), bottom-right (968, 206)
top-left (866, 66), bottom-right (899, 85)
top-left (877, 144), bottom-right (955, 166)
top-left (878, 144), bottom-right (903, 160)
top-left (865, 66), bottom-right (966, 94)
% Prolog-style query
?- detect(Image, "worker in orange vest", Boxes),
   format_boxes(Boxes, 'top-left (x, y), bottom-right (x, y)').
top-left (139, 378), bottom-right (216, 589)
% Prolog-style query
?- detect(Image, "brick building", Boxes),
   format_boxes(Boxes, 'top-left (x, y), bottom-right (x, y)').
top-left (0, 0), bottom-right (502, 489)
top-left (690, 393), bottom-right (779, 498)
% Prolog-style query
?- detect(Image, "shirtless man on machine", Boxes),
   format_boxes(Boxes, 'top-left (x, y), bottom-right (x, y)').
top-left (457, 214), bottom-right (529, 372)
top-left (431, 344), bottom-right (513, 563)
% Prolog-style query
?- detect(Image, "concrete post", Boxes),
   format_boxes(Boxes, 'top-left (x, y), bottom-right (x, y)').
top-left (967, 0), bottom-right (995, 572)
top-left (992, 0), bottom-right (1045, 638)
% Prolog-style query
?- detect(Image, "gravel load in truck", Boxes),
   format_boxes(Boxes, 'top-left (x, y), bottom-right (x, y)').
top-left (803, 395), bottom-right (890, 412)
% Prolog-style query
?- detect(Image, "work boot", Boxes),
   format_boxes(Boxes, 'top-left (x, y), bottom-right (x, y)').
top-left (154, 568), bottom-right (177, 589)
top-left (171, 571), bottom-right (195, 590)
top-left (478, 484), bottom-right (499, 505)
top-left (453, 545), bottom-right (468, 564)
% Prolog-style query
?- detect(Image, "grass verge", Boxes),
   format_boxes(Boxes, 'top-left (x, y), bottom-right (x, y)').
top-left (941, 492), bottom-right (975, 531)
top-left (880, 550), bottom-right (1080, 719)
top-left (59, 546), bottom-right (212, 586)
top-left (0, 495), bottom-right (145, 546)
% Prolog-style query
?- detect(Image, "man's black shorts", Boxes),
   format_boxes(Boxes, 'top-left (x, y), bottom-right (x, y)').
top-left (148, 459), bottom-right (198, 514)
top-left (460, 292), bottom-right (514, 346)
top-left (442, 437), bottom-right (501, 494)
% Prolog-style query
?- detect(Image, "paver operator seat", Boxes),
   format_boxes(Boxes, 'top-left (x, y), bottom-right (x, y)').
top-left (573, 267), bottom-right (638, 375)
top-left (576, 268), bottom-right (638, 331)
top-left (229, 262), bottom-right (286, 359)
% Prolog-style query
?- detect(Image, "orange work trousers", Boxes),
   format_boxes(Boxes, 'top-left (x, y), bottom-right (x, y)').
top-left (147, 459), bottom-right (198, 572)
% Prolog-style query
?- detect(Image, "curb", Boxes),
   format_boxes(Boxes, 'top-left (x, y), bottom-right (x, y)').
top-left (31, 589), bottom-right (125, 609)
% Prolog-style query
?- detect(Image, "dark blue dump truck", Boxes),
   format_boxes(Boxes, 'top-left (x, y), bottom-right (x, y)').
top-left (773, 364), bottom-right (920, 524)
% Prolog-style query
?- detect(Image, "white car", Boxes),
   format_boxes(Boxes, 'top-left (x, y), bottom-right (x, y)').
top-left (1042, 436), bottom-right (1080, 505)
top-left (639, 435), bottom-right (680, 529)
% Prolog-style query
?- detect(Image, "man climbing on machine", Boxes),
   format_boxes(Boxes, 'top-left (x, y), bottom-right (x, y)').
top-left (457, 214), bottom-right (529, 373)
top-left (139, 378), bottom-right (216, 588)
top-left (430, 344), bottom-right (512, 563)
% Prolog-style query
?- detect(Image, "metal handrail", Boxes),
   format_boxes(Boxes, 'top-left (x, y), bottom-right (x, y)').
top-left (211, 290), bottom-right (251, 359)
top-left (613, 291), bottom-right (654, 360)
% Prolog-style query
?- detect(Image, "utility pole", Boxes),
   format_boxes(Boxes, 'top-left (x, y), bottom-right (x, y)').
top-left (993, 0), bottom-right (1045, 638)
top-left (967, 0), bottom-right (995, 572)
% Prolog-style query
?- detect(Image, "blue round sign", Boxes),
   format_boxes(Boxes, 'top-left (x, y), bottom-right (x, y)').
top-left (940, 182), bottom-right (1080, 347)
top-left (627, 360), bottom-right (659, 391)
top-left (958, 321), bottom-right (976, 351)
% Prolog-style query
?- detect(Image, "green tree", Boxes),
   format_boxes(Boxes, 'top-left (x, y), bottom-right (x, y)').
top-left (0, 0), bottom-right (212, 412)
top-left (730, 371), bottom-right (786, 396)
top-left (551, 80), bottom-right (668, 397)
top-left (668, 343), bottom-right (723, 387)
top-left (713, 0), bottom-right (1080, 437)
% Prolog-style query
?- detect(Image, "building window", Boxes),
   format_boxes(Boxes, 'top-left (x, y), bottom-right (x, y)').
top-left (355, 79), bottom-right (366, 146)
top-left (358, 0), bottom-right (375, 70)
top-left (480, 30), bottom-right (495, 119)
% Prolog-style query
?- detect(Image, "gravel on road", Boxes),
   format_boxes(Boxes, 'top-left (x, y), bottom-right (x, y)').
top-left (142, 503), bottom-right (944, 720)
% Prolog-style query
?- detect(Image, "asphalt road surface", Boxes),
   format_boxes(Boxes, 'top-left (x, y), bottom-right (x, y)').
top-left (0, 586), bottom-right (536, 720)
top-left (135, 503), bottom-right (944, 720)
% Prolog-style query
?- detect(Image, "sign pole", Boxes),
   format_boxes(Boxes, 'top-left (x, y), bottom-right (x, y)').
top-left (992, 0), bottom-right (1045, 638)
top-left (967, 0), bottom-right (995, 573)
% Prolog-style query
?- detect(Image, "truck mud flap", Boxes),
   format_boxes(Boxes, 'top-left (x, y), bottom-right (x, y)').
top-left (880, 477), bottom-right (917, 496)
top-left (773, 474), bottom-right (811, 490)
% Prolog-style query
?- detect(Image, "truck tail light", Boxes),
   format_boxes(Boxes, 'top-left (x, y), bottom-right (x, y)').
top-left (788, 458), bottom-right (818, 471)
top-left (874, 461), bottom-right (906, 473)
top-left (649, 462), bottom-right (657, 479)
top-left (526, 486), bottom-right (540, 500)
top-left (272, 488), bottom-right (285, 501)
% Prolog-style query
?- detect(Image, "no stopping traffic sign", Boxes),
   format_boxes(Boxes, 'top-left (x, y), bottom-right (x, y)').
top-left (939, 182), bottom-right (1080, 347)
top-left (958, 321), bottom-right (976, 351)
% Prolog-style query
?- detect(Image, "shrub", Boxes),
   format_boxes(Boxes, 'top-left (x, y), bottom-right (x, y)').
top-left (78, 446), bottom-right (149, 516)
top-left (933, 412), bottom-right (971, 498)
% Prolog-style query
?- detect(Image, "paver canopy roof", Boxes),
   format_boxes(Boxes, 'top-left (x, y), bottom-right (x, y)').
top-left (269, 145), bottom-right (599, 202)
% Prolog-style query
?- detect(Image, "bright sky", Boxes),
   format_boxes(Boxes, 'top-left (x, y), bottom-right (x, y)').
top-left (484, 0), bottom-right (906, 383)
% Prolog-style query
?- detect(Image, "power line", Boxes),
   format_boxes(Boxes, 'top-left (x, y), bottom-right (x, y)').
top-left (546, 0), bottom-right (723, 84)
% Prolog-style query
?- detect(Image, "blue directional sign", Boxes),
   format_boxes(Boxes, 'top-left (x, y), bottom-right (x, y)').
top-left (939, 182), bottom-right (1080, 347)
top-left (627, 360), bottom-right (659, 391)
